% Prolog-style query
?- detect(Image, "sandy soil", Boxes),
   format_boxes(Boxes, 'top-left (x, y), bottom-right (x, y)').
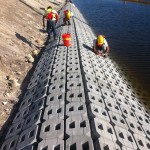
top-left (0, 0), bottom-right (65, 135)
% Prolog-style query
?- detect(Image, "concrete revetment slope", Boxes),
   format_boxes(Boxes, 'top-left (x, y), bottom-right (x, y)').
top-left (1, 2), bottom-right (150, 150)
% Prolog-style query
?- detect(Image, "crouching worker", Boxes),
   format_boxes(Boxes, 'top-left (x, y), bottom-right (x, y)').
top-left (63, 10), bottom-right (73, 25)
top-left (93, 35), bottom-right (110, 57)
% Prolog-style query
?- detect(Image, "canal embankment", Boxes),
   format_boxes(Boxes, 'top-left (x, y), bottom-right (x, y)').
top-left (1, 2), bottom-right (150, 150)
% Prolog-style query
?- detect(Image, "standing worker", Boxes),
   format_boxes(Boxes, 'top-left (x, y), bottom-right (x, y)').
top-left (63, 10), bottom-right (73, 26)
top-left (93, 35), bottom-right (110, 57)
top-left (43, 6), bottom-right (58, 40)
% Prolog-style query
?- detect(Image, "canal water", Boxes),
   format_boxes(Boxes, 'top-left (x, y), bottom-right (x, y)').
top-left (73, 0), bottom-right (150, 95)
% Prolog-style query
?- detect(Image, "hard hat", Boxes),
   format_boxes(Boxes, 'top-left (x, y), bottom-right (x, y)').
top-left (97, 35), bottom-right (104, 45)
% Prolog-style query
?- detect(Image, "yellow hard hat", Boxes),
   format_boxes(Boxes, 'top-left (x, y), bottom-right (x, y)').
top-left (97, 35), bottom-right (104, 45)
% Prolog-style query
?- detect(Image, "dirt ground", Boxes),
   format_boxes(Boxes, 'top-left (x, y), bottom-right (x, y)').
top-left (0, 0), bottom-right (66, 135)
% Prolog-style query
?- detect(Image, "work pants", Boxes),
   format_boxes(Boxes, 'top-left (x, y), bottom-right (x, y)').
top-left (47, 20), bottom-right (57, 39)
top-left (96, 44), bottom-right (107, 54)
top-left (63, 17), bottom-right (71, 25)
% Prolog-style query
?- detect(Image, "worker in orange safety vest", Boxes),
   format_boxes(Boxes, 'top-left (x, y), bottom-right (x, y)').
top-left (43, 6), bottom-right (58, 40)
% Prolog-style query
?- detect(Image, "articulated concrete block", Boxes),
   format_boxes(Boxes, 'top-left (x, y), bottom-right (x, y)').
top-left (87, 92), bottom-right (105, 107)
top-left (66, 102), bottom-right (87, 117)
top-left (67, 60), bottom-right (79, 68)
top-left (94, 138), bottom-right (120, 150)
top-left (129, 100), bottom-right (145, 114)
top-left (101, 90), bottom-right (116, 102)
top-left (119, 105), bottom-right (138, 121)
top-left (114, 126), bottom-right (137, 149)
top-left (123, 92), bottom-right (136, 102)
top-left (46, 92), bottom-right (65, 107)
top-left (93, 67), bottom-right (105, 75)
top-left (53, 62), bottom-right (66, 69)
top-left (27, 75), bottom-right (39, 89)
top-left (19, 94), bottom-right (33, 111)
top-left (66, 135), bottom-right (94, 150)
top-left (43, 58), bottom-right (54, 68)
top-left (88, 104), bottom-right (110, 122)
top-left (115, 94), bottom-right (129, 106)
top-left (91, 118), bottom-right (117, 142)
top-left (108, 111), bottom-right (128, 129)
top-left (68, 52), bottom-right (79, 58)
top-left (33, 86), bottom-right (47, 102)
top-left (21, 145), bottom-right (33, 150)
top-left (55, 53), bottom-right (66, 59)
top-left (43, 105), bottom-right (64, 120)
top-left (52, 68), bottom-right (66, 75)
top-left (105, 99), bottom-right (122, 114)
top-left (48, 82), bottom-right (65, 94)
top-left (16, 125), bottom-right (38, 150)
top-left (29, 97), bottom-right (45, 113)
top-left (67, 90), bottom-right (86, 102)
top-left (67, 66), bottom-right (81, 74)
top-left (82, 68), bottom-right (95, 77)
top-left (85, 82), bottom-right (101, 95)
top-left (66, 115), bottom-right (91, 137)
top-left (67, 73), bottom-right (82, 81)
top-left (82, 66), bottom-right (94, 74)
top-left (13, 107), bottom-right (29, 123)
top-left (37, 138), bottom-right (64, 150)
top-left (55, 57), bottom-right (67, 64)
top-left (39, 70), bottom-right (51, 81)
top-left (36, 78), bottom-right (49, 89)
top-left (56, 48), bottom-right (67, 55)
top-left (23, 110), bottom-right (42, 130)
top-left (106, 78), bottom-right (119, 89)
top-left (133, 133), bottom-right (150, 149)
top-left (32, 67), bottom-right (42, 78)
top-left (51, 75), bottom-right (66, 84)
top-left (95, 73), bottom-right (107, 82)
top-left (81, 62), bottom-right (93, 69)
top-left (40, 118), bottom-right (64, 140)
top-left (80, 57), bottom-right (92, 64)
top-left (84, 74), bottom-right (97, 85)
top-left (142, 125), bottom-right (150, 140)
top-left (5, 119), bottom-right (24, 139)
top-left (1, 135), bottom-right (19, 150)
top-left (67, 80), bottom-right (83, 91)
top-left (21, 86), bottom-right (36, 104)
top-left (42, 63), bottom-right (53, 73)
top-left (126, 118), bottom-right (146, 137)
top-left (109, 86), bottom-right (124, 97)
top-left (135, 112), bottom-right (150, 126)
top-left (99, 83), bottom-right (112, 94)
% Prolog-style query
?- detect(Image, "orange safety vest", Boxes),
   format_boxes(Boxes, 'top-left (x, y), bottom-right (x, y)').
top-left (46, 12), bottom-right (57, 20)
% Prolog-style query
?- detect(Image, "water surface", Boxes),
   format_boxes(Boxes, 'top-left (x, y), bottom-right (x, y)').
top-left (74, 0), bottom-right (150, 95)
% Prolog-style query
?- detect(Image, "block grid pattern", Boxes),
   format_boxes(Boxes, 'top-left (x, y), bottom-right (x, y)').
top-left (1, 2), bottom-right (150, 150)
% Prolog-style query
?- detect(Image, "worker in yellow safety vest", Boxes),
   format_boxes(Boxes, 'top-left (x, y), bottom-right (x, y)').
top-left (43, 6), bottom-right (58, 40)
top-left (93, 35), bottom-right (110, 57)
top-left (63, 10), bottom-right (73, 26)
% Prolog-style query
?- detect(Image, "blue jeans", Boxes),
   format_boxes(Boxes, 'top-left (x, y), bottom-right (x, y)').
top-left (47, 20), bottom-right (57, 39)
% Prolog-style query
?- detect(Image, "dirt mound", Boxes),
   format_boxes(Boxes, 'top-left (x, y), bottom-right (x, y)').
top-left (0, 0), bottom-right (65, 130)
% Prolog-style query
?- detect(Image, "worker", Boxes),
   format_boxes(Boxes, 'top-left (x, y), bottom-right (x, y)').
top-left (63, 10), bottom-right (73, 26)
top-left (43, 6), bottom-right (58, 40)
top-left (93, 35), bottom-right (110, 57)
